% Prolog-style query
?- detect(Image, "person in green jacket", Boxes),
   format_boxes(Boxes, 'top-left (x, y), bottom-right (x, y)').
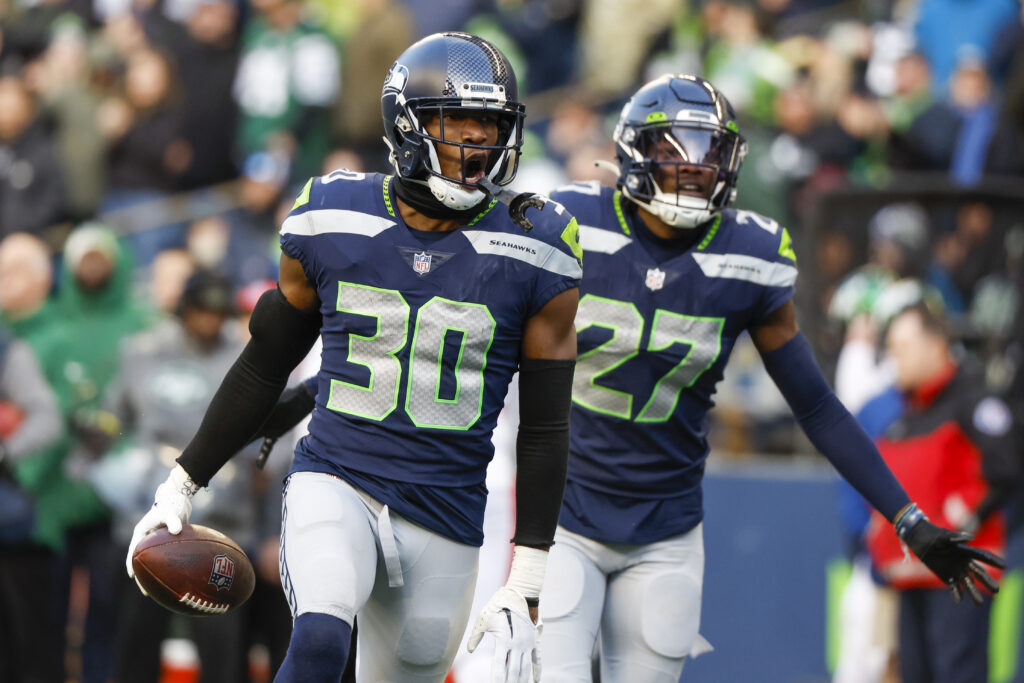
top-left (1, 225), bottom-right (154, 682)
top-left (54, 222), bottom-right (155, 683)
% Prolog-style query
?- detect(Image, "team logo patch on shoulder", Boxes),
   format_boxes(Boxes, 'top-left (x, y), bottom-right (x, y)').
top-left (645, 267), bottom-right (666, 291)
top-left (209, 554), bottom-right (235, 591)
top-left (413, 251), bottom-right (432, 274)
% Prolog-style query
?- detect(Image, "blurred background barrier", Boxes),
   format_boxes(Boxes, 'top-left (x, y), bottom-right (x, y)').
top-left (686, 458), bottom-right (1024, 683)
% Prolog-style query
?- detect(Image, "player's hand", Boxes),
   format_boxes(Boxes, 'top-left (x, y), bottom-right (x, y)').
top-left (467, 586), bottom-right (542, 683)
top-left (897, 503), bottom-right (1005, 604)
top-left (126, 465), bottom-right (200, 586)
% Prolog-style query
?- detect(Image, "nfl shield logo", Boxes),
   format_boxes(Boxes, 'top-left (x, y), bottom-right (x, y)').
top-left (413, 251), bottom-right (432, 275)
top-left (645, 268), bottom-right (666, 291)
top-left (209, 554), bottom-right (235, 591)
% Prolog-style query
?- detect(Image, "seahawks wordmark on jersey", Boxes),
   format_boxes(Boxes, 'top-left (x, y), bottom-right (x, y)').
top-left (550, 181), bottom-right (796, 544)
top-left (280, 170), bottom-right (581, 545)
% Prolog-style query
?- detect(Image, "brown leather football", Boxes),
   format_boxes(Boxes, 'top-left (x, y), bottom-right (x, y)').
top-left (132, 523), bottom-right (255, 616)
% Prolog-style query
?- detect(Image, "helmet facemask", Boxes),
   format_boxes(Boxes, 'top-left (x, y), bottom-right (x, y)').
top-left (617, 118), bottom-right (746, 230)
top-left (389, 97), bottom-right (524, 211)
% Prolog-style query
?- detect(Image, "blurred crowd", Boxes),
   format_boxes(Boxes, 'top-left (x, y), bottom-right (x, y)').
top-left (0, 0), bottom-right (1023, 681)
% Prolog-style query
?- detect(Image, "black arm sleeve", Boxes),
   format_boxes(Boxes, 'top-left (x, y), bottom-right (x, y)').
top-left (177, 289), bottom-right (321, 486)
top-left (511, 357), bottom-right (575, 547)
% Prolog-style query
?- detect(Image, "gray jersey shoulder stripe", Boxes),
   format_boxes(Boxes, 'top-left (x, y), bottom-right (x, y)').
top-left (692, 252), bottom-right (797, 287)
top-left (461, 230), bottom-right (582, 279)
top-left (281, 209), bottom-right (396, 237)
top-left (579, 225), bottom-right (631, 254)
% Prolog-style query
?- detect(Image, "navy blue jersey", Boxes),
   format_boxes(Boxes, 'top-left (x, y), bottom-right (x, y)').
top-left (281, 170), bottom-right (581, 545)
top-left (550, 181), bottom-right (796, 544)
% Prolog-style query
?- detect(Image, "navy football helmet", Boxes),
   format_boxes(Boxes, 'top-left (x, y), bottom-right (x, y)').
top-left (614, 75), bottom-right (747, 229)
top-left (381, 32), bottom-right (525, 210)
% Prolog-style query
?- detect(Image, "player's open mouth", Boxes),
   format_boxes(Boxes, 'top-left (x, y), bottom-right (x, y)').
top-left (462, 155), bottom-right (487, 184)
top-left (675, 182), bottom-right (707, 197)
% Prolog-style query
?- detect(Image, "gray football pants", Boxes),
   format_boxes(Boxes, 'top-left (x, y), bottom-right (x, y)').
top-left (540, 524), bottom-right (710, 683)
top-left (280, 471), bottom-right (479, 682)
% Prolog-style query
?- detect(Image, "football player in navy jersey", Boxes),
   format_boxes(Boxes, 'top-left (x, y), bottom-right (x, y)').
top-left (124, 33), bottom-right (582, 683)
top-left (538, 74), bottom-right (1004, 683)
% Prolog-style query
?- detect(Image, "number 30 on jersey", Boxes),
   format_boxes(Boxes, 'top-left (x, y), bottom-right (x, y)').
top-left (327, 281), bottom-right (495, 431)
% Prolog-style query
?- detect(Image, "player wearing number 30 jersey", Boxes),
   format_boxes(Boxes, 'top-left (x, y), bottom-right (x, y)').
top-left (281, 167), bottom-right (580, 545)
top-left (125, 33), bottom-right (581, 683)
top-left (539, 75), bottom-right (1004, 683)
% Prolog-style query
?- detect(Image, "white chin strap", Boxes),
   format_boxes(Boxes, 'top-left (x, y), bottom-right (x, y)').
top-left (625, 178), bottom-right (731, 230)
top-left (426, 175), bottom-right (488, 210)
top-left (624, 187), bottom-right (713, 230)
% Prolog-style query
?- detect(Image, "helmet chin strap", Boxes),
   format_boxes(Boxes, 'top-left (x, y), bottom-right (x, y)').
top-left (427, 175), bottom-right (488, 210)
top-left (392, 175), bottom-right (488, 220)
top-left (621, 183), bottom-right (715, 230)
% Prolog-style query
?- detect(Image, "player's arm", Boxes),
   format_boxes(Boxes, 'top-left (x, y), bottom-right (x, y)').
top-left (126, 254), bottom-right (321, 579)
top-left (752, 300), bottom-right (1004, 603)
top-left (516, 285), bottom-right (578, 546)
top-left (468, 286), bottom-right (577, 679)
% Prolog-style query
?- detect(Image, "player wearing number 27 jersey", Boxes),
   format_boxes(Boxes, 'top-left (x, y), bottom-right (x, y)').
top-left (553, 185), bottom-right (794, 545)
top-left (538, 75), bottom-right (1004, 683)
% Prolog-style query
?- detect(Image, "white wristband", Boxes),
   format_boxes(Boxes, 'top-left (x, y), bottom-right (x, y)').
top-left (506, 545), bottom-right (548, 600)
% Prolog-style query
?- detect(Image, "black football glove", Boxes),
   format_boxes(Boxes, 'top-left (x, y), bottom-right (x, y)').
top-left (896, 503), bottom-right (1006, 604)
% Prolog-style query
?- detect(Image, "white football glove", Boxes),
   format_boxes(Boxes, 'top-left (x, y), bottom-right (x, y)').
top-left (125, 465), bottom-right (200, 587)
top-left (467, 586), bottom-right (542, 683)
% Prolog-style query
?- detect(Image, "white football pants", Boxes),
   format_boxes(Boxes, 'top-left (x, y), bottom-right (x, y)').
top-left (541, 524), bottom-right (711, 683)
top-left (280, 471), bottom-right (479, 682)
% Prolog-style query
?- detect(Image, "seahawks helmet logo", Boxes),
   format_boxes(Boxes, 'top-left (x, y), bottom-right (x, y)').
top-left (383, 63), bottom-right (409, 95)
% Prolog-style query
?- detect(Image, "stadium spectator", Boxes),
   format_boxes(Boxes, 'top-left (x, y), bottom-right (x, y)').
top-left (52, 222), bottom-right (152, 683)
top-left (702, 1), bottom-right (794, 124)
top-left (913, 0), bottom-right (1019, 93)
top-left (333, 0), bottom-right (413, 166)
top-left (101, 44), bottom-right (188, 194)
top-left (98, 44), bottom-right (190, 264)
top-left (232, 0), bottom-right (339, 183)
top-left (883, 50), bottom-right (933, 135)
top-left (943, 201), bottom-right (1005, 305)
top-left (0, 69), bottom-right (67, 239)
top-left (0, 323), bottom-right (64, 683)
top-left (0, 0), bottom-right (98, 63)
top-left (577, 0), bottom-right (685, 98)
top-left (147, 247), bottom-right (195, 314)
top-left (85, 269), bottom-right (270, 682)
top-left (143, 0), bottom-right (242, 189)
top-left (892, 50), bottom-right (1024, 184)
top-left (0, 232), bottom-right (91, 552)
top-left (31, 16), bottom-right (108, 220)
top-left (864, 303), bottom-right (1019, 683)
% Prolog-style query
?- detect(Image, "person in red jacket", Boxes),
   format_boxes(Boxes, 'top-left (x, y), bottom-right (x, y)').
top-left (866, 302), bottom-right (1019, 683)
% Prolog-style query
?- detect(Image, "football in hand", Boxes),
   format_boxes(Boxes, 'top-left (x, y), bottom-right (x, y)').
top-left (132, 523), bottom-right (256, 616)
